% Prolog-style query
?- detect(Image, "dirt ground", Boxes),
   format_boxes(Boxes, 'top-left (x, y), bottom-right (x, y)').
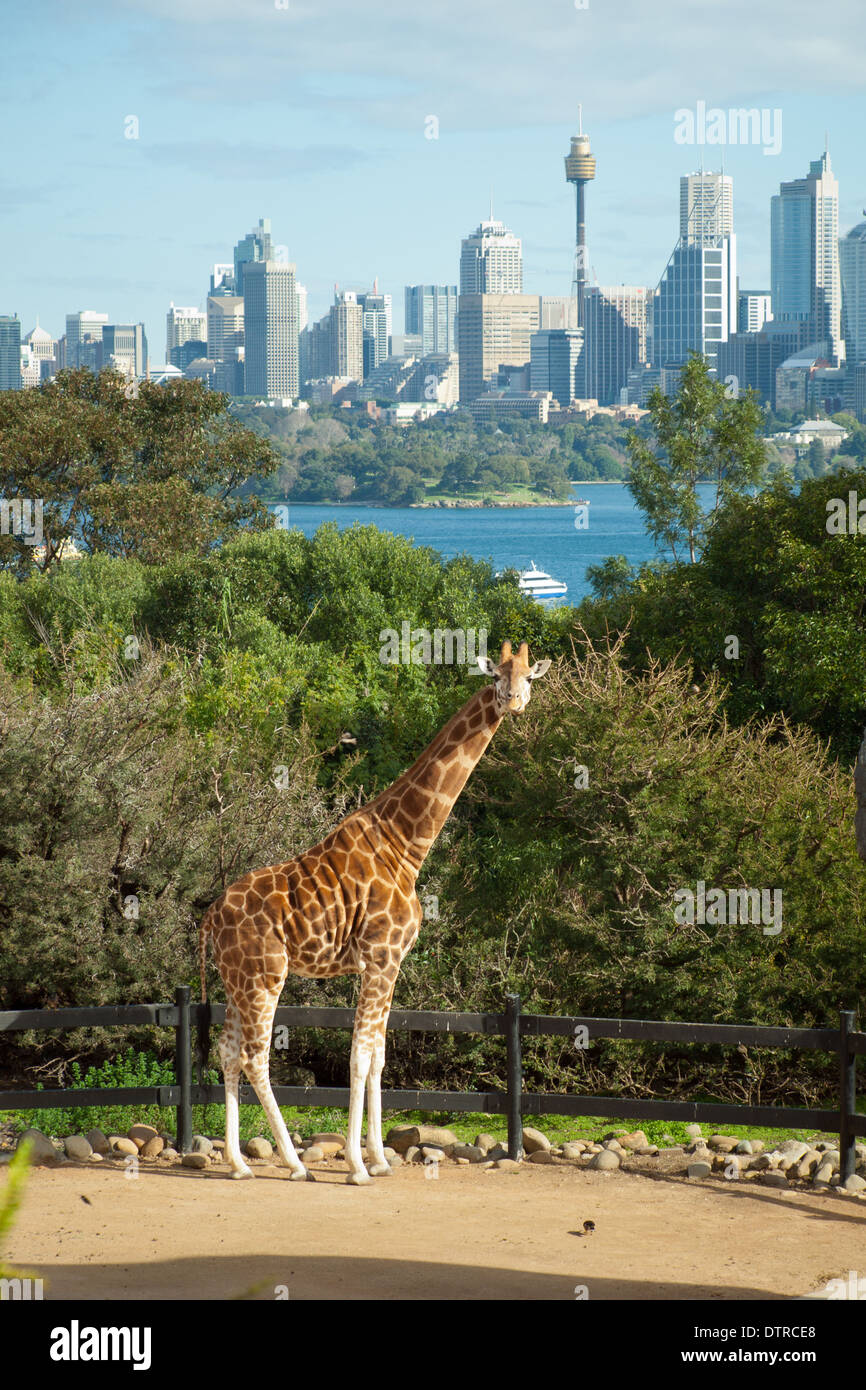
top-left (8, 1155), bottom-right (866, 1301)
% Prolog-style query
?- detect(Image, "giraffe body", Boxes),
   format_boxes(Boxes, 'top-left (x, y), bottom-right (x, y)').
top-left (199, 641), bottom-right (550, 1183)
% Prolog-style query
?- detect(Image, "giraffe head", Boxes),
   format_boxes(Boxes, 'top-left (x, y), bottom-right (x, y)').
top-left (478, 640), bottom-right (551, 715)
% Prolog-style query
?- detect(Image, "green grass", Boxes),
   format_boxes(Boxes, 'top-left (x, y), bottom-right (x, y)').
top-left (1, 1048), bottom-right (854, 1151)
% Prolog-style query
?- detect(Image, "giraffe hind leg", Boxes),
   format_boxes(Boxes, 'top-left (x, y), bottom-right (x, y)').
top-left (219, 1002), bottom-right (253, 1179)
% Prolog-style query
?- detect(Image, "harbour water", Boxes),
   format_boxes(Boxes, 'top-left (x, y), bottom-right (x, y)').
top-left (279, 483), bottom-right (717, 605)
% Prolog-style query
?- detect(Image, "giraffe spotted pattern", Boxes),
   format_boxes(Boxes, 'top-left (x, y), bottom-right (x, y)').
top-left (199, 640), bottom-right (551, 1183)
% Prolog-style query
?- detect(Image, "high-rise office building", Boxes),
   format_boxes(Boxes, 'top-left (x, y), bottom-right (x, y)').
top-left (539, 296), bottom-right (581, 331)
top-left (23, 322), bottom-right (57, 382)
top-left (653, 236), bottom-right (737, 377)
top-left (166, 304), bottom-right (207, 362)
top-left (243, 260), bottom-right (299, 398)
top-left (207, 296), bottom-right (244, 362)
top-left (460, 219), bottom-right (523, 294)
top-left (737, 290), bottom-right (773, 333)
top-left (771, 150), bottom-right (843, 362)
top-left (233, 219), bottom-right (273, 298)
top-left (0, 316), bottom-right (22, 390)
top-left (457, 293), bottom-right (539, 402)
top-left (329, 292), bottom-right (364, 380)
top-left (102, 323), bottom-right (148, 378)
top-left (529, 328), bottom-right (583, 405)
top-left (581, 286), bottom-right (651, 403)
top-left (716, 321), bottom-right (807, 410)
top-left (405, 285), bottom-right (458, 354)
top-left (356, 290), bottom-right (392, 377)
top-left (680, 172), bottom-right (733, 243)
top-left (296, 284), bottom-right (308, 333)
top-left (209, 264), bottom-right (235, 296)
top-left (65, 310), bottom-right (109, 370)
top-left (840, 221), bottom-right (866, 362)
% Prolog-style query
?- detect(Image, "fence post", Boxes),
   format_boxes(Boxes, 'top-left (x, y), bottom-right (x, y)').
top-left (839, 1009), bottom-right (857, 1183)
top-left (505, 993), bottom-right (523, 1161)
top-left (175, 985), bottom-right (192, 1154)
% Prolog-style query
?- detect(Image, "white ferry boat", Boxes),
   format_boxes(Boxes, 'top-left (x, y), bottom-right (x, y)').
top-left (517, 561), bottom-right (568, 601)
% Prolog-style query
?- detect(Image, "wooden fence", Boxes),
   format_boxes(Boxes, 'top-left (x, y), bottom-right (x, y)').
top-left (1, 989), bottom-right (863, 1178)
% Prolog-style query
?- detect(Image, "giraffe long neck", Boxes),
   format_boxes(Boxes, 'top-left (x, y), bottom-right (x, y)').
top-left (368, 684), bottom-right (502, 874)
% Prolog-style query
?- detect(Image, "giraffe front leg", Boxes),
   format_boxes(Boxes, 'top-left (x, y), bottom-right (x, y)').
top-left (345, 1028), bottom-right (374, 1185)
top-left (364, 1027), bottom-right (392, 1177)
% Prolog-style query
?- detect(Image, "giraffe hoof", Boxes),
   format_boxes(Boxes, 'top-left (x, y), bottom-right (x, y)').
top-left (346, 1169), bottom-right (373, 1186)
top-left (366, 1162), bottom-right (392, 1177)
top-left (230, 1167), bottom-right (255, 1180)
top-left (289, 1167), bottom-right (312, 1182)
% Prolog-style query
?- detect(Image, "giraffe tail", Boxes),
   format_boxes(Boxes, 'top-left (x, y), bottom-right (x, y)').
top-left (198, 906), bottom-right (213, 1006)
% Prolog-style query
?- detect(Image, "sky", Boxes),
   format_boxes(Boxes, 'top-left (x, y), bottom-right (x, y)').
top-left (3, 0), bottom-right (864, 360)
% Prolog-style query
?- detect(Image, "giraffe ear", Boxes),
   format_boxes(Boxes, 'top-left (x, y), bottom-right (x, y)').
top-left (478, 655), bottom-right (498, 676)
top-left (529, 658), bottom-right (551, 679)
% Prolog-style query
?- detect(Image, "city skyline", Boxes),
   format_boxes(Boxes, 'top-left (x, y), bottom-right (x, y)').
top-left (3, 0), bottom-right (864, 345)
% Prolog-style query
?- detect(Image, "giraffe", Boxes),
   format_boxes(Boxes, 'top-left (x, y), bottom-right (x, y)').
top-left (198, 639), bottom-right (550, 1184)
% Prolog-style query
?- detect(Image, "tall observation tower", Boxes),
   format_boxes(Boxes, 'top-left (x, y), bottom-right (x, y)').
top-left (564, 106), bottom-right (596, 326)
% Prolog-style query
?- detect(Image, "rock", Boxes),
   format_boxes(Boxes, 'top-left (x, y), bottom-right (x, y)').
top-left (685, 1123), bottom-right (703, 1139)
top-left (111, 1138), bottom-right (139, 1157)
top-left (776, 1140), bottom-right (811, 1162)
top-left (141, 1136), bottom-right (165, 1159)
top-left (403, 1145), bottom-right (420, 1164)
top-left (602, 1139), bottom-right (625, 1153)
top-left (486, 1144), bottom-right (509, 1162)
top-left (813, 1163), bottom-right (835, 1186)
top-left (128, 1124), bottom-right (158, 1149)
top-left (561, 1141), bottom-right (587, 1160)
top-left (749, 1139), bottom-right (765, 1154)
top-left (64, 1134), bottom-right (93, 1161)
top-left (590, 1149), bottom-right (621, 1171)
top-left (493, 1158), bottom-right (521, 1171)
top-left (310, 1141), bottom-right (343, 1158)
top-left (753, 1154), bottom-right (776, 1170)
top-left (616, 1130), bottom-right (649, 1151)
top-left (687, 1161), bottom-right (711, 1179)
top-left (761, 1171), bottom-right (789, 1188)
top-left (708, 1135), bottom-right (740, 1153)
top-left (685, 1140), bottom-right (711, 1155)
top-left (387, 1154), bottom-right (403, 1168)
top-left (85, 1129), bottom-right (111, 1156)
top-left (160, 1148), bottom-right (179, 1161)
top-left (602, 1129), bottom-right (629, 1140)
top-left (585, 1143), bottom-right (603, 1154)
top-left (521, 1127), bottom-right (551, 1154)
top-left (310, 1132), bottom-right (345, 1147)
top-left (735, 1140), bottom-right (753, 1154)
top-left (456, 1157), bottom-right (470, 1165)
top-left (634, 1146), bottom-right (659, 1157)
top-left (795, 1151), bottom-right (822, 1180)
top-left (182, 1152), bottom-right (208, 1169)
top-left (87, 1152), bottom-right (103, 1163)
top-left (303, 1144), bottom-right (326, 1163)
top-left (385, 1124), bottom-right (457, 1154)
top-left (420, 1146), bottom-right (444, 1162)
top-left (843, 1174), bottom-right (866, 1193)
top-left (528, 1149), bottom-right (556, 1165)
top-left (245, 1137), bottom-right (273, 1160)
top-left (208, 1138), bottom-right (226, 1153)
top-left (451, 1143), bottom-right (485, 1163)
top-left (191, 1135), bottom-right (213, 1155)
top-left (822, 1150), bottom-right (841, 1170)
top-left (474, 1133), bottom-right (498, 1154)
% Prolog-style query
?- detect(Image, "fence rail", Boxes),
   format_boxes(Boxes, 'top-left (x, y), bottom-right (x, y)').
top-left (1, 990), bottom-right (862, 1177)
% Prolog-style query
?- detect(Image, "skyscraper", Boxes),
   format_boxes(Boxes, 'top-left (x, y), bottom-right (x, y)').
top-left (0, 316), bottom-right (22, 390)
top-left (581, 286), bottom-right (651, 403)
top-left (102, 323), bottom-right (148, 378)
top-left (207, 296), bottom-right (244, 362)
top-left (564, 111), bottom-right (596, 325)
top-left (680, 172), bottom-right (733, 244)
top-left (65, 310), bottom-right (108, 369)
top-left (457, 293), bottom-right (539, 402)
top-left (233, 219), bottom-right (273, 298)
top-left (460, 219), bottom-right (522, 294)
top-left (356, 290), bottom-right (392, 377)
top-left (328, 292), bottom-right (364, 380)
top-left (771, 150), bottom-right (843, 362)
top-left (840, 221), bottom-right (866, 362)
top-left (166, 304), bottom-right (207, 362)
top-left (737, 290), bottom-right (773, 333)
top-left (529, 329), bottom-right (582, 406)
top-left (405, 285), bottom-right (458, 354)
top-left (243, 260), bottom-right (299, 398)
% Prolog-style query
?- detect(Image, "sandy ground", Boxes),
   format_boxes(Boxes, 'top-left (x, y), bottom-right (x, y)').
top-left (7, 1156), bottom-right (866, 1301)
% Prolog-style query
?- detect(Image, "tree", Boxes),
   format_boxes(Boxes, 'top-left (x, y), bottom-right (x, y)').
top-left (0, 369), bottom-right (277, 574)
top-left (626, 353), bottom-right (767, 563)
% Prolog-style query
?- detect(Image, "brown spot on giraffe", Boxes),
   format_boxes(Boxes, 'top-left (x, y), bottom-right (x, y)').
top-left (199, 639), bottom-right (551, 1184)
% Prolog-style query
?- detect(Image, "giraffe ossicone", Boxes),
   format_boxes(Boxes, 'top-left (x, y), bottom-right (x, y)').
top-left (199, 639), bottom-right (551, 1184)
